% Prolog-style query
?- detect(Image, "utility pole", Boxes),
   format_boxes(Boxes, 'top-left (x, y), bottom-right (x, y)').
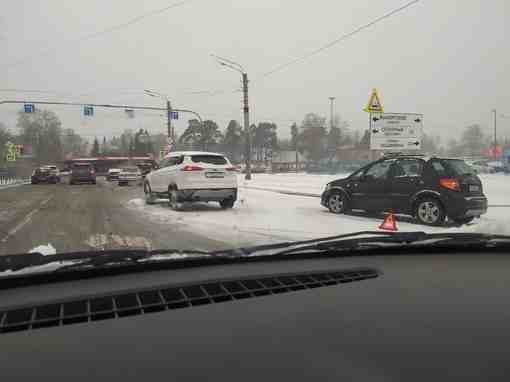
top-left (493, 109), bottom-right (497, 158)
top-left (212, 55), bottom-right (251, 180)
top-left (329, 97), bottom-right (336, 130)
top-left (242, 73), bottom-right (252, 180)
top-left (167, 100), bottom-right (173, 141)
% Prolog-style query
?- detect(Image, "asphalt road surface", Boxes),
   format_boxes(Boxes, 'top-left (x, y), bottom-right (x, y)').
top-left (0, 177), bottom-right (226, 256)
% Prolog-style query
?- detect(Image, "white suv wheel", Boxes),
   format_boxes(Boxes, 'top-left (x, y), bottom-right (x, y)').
top-left (168, 189), bottom-right (182, 210)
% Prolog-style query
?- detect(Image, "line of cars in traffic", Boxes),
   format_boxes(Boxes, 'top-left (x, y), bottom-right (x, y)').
top-left (30, 151), bottom-right (489, 227)
top-left (31, 163), bottom-right (144, 186)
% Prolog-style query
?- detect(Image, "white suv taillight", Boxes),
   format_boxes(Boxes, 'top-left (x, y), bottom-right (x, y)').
top-left (225, 166), bottom-right (238, 172)
top-left (181, 165), bottom-right (204, 172)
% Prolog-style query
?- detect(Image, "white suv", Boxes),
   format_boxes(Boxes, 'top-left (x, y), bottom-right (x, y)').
top-left (144, 151), bottom-right (238, 209)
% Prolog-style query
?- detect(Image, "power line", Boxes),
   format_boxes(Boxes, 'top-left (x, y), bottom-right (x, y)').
top-left (0, 88), bottom-right (143, 98)
top-left (0, 86), bottom-right (238, 100)
top-left (3, 0), bottom-right (198, 71)
top-left (260, 0), bottom-right (422, 79)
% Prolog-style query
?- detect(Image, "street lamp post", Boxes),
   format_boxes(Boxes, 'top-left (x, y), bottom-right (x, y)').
top-left (212, 55), bottom-right (252, 180)
top-left (329, 97), bottom-right (336, 130)
top-left (145, 90), bottom-right (173, 141)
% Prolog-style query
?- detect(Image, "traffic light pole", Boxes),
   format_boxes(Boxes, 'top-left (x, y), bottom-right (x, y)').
top-left (0, 100), bottom-right (203, 137)
top-left (167, 100), bottom-right (173, 141)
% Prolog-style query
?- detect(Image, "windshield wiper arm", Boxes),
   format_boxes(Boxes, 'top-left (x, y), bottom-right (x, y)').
top-left (213, 231), bottom-right (510, 258)
top-left (0, 248), bottom-right (212, 273)
top-left (211, 231), bottom-right (432, 258)
top-left (3, 231), bottom-right (510, 276)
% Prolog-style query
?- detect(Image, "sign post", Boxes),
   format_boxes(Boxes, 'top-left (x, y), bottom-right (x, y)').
top-left (5, 141), bottom-right (17, 162)
top-left (363, 88), bottom-right (384, 153)
top-left (363, 88), bottom-right (384, 114)
top-left (369, 113), bottom-right (423, 151)
top-left (23, 104), bottom-right (35, 113)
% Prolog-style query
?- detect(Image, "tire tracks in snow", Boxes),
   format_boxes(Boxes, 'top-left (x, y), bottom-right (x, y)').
top-left (1, 195), bottom-right (55, 243)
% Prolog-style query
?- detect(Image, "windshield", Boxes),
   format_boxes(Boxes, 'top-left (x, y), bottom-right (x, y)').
top-left (0, 1), bottom-right (507, 271)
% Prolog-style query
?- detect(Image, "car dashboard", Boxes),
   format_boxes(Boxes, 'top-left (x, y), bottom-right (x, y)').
top-left (0, 251), bottom-right (509, 381)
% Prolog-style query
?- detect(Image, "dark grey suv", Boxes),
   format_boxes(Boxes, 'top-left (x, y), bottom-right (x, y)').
top-left (321, 155), bottom-right (488, 226)
top-left (70, 163), bottom-right (96, 185)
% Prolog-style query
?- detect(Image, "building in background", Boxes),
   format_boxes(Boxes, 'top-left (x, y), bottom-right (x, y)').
top-left (271, 150), bottom-right (306, 172)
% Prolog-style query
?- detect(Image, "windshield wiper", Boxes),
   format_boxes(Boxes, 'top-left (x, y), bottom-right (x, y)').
top-left (2, 231), bottom-right (510, 276)
top-left (0, 249), bottom-right (212, 274)
top-left (211, 231), bottom-right (510, 258)
top-left (0, 231), bottom-right (414, 274)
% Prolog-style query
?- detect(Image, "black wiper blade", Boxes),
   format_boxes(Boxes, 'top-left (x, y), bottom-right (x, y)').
top-left (210, 231), bottom-right (430, 258)
top-left (214, 231), bottom-right (510, 258)
top-left (0, 248), bottom-right (211, 274)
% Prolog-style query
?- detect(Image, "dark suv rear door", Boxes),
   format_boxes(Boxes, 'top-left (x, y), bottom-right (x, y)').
top-left (387, 158), bottom-right (425, 214)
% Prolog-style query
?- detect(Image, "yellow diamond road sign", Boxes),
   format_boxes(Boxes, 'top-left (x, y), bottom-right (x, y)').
top-left (364, 88), bottom-right (384, 113)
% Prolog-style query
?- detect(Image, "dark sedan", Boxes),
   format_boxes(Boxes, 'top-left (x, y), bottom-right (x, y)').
top-left (31, 168), bottom-right (59, 184)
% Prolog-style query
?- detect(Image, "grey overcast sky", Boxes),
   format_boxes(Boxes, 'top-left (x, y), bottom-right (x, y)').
top-left (1, 0), bottom-right (509, 142)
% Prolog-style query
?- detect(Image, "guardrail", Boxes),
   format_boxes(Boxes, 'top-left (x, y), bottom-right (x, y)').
top-left (0, 176), bottom-right (30, 188)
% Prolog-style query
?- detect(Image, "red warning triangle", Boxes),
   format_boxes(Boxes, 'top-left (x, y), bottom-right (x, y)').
top-left (379, 212), bottom-right (397, 231)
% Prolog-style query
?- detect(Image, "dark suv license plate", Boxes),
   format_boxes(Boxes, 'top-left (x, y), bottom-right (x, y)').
top-left (469, 185), bottom-right (480, 192)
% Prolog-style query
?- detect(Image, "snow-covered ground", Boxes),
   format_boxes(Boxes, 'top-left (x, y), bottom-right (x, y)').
top-left (126, 173), bottom-right (510, 249)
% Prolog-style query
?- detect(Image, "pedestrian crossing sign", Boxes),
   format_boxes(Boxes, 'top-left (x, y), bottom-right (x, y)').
top-left (363, 88), bottom-right (384, 113)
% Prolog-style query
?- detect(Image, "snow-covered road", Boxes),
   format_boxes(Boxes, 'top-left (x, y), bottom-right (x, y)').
top-left (126, 173), bottom-right (510, 248)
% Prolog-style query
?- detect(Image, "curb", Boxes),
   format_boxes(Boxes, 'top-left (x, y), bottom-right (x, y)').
top-left (242, 186), bottom-right (321, 198)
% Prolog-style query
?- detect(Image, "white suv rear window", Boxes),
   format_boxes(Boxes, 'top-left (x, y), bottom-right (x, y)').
top-left (190, 155), bottom-right (227, 165)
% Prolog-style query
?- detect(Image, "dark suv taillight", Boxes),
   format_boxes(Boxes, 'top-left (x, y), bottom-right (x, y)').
top-left (439, 177), bottom-right (460, 191)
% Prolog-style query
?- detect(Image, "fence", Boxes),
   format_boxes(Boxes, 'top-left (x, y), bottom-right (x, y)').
top-left (0, 176), bottom-right (30, 188)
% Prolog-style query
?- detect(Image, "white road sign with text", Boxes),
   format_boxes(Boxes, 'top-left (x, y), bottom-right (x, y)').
top-left (370, 113), bottom-right (423, 150)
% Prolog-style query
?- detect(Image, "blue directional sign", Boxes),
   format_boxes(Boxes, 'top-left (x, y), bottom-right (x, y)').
top-left (84, 105), bottom-right (94, 117)
top-left (170, 111), bottom-right (179, 120)
top-left (24, 104), bottom-right (35, 113)
top-left (125, 109), bottom-right (135, 118)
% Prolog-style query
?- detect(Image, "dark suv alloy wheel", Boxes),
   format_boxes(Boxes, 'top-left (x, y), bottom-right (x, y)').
top-left (327, 191), bottom-right (348, 214)
top-left (414, 197), bottom-right (446, 226)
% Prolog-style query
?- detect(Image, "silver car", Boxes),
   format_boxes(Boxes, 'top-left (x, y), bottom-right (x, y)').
top-left (118, 167), bottom-right (142, 186)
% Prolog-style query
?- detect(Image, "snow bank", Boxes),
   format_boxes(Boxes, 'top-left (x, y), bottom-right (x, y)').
top-left (126, 173), bottom-right (510, 248)
top-left (29, 243), bottom-right (57, 256)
